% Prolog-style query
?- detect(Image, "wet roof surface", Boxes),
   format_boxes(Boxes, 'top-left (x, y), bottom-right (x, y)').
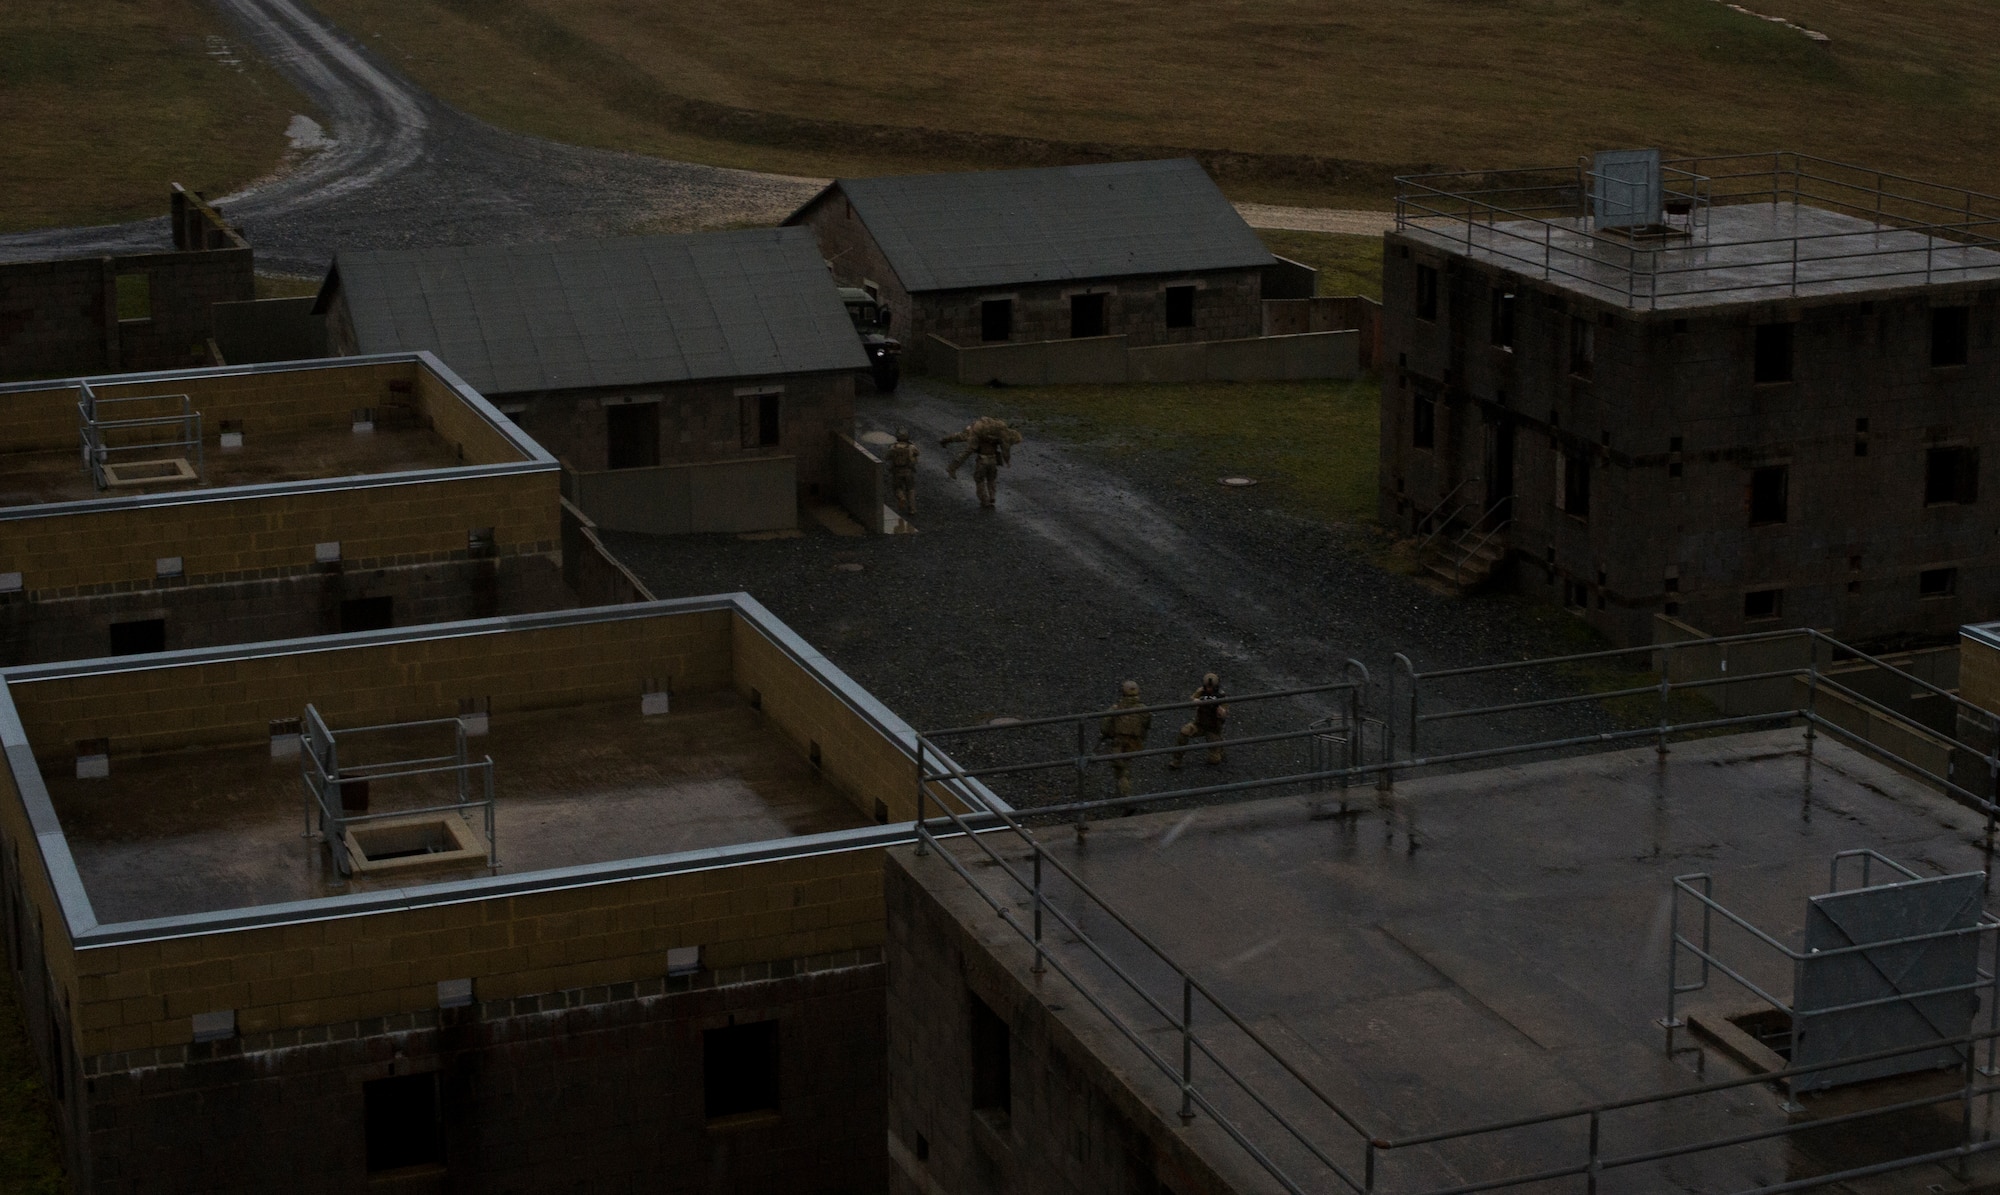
top-left (48, 690), bottom-right (869, 921)
top-left (1400, 201), bottom-right (2000, 310)
top-left (924, 729), bottom-right (2000, 1192)
top-left (327, 226), bottom-right (868, 395)
top-left (818, 158), bottom-right (1276, 293)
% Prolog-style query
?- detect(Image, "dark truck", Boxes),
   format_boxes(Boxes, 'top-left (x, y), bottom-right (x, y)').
top-left (839, 287), bottom-right (901, 393)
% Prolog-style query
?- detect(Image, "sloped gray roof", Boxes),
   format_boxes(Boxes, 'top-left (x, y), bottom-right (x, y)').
top-left (322, 227), bottom-right (867, 395)
top-left (799, 158), bottom-right (1274, 293)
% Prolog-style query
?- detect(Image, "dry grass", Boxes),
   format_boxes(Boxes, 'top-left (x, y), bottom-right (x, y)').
top-left (314, 0), bottom-right (2000, 202)
top-left (0, 0), bottom-right (305, 233)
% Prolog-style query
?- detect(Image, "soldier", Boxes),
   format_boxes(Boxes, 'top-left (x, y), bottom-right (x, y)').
top-left (1169, 672), bottom-right (1229, 769)
top-left (940, 417), bottom-right (1022, 509)
top-left (885, 428), bottom-right (920, 515)
top-left (1098, 679), bottom-right (1152, 798)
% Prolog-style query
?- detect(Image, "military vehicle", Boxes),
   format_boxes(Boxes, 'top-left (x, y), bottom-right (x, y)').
top-left (839, 287), bottom-right (901, 393)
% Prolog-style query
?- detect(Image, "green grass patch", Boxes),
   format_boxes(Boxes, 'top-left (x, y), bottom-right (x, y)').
top-left (1, 0), bottom-right (305, 232)
top-left (0, 978), bottom-right (65, 1194)
top-left (941, 378), bottom-right (1382, 526)
top-left (254, 273), bottom-right (324, 299)
top-left (1257, 231), bottom-right (1384, 300)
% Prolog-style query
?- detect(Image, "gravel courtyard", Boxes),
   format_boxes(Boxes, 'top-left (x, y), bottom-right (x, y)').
top-left (605, 381), bottom-right (1624, 807)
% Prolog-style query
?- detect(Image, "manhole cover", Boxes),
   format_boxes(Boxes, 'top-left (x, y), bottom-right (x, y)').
top-left (1219, 476), bottom-right (1258, 487)
top-left (859, 431), bottom-right (897, 446)
top-left (834, 562), bottom-right (864, 572)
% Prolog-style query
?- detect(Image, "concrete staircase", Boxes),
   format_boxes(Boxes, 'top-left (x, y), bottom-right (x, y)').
top-left (1422, 521), bottom-right (1509, 594)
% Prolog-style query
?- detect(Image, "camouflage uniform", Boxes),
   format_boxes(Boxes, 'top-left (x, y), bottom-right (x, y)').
top-left (1098, 680), bottom-right (1152, 797)
top-left (940, 417), bottom-right (1022, 509)
top-left (886, 429), bottom-right (920, 515)
top-left (1170, 673), bottom-right (1229, 768)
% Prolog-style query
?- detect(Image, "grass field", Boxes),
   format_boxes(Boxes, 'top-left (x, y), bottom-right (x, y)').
top-left (314, 0), bottom-right (2000, 203)
top-left (0, 0), bottom-right (305, 232)
top-left (1257, 232), bottom-right (1384, 300)
top-left (950, 378), bottom-right (1383, 527)
top-left (0, 975), bottom-right (64, 1195)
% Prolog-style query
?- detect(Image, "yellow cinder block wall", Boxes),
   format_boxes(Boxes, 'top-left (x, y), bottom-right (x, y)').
top-left (14, 608), bottom-right (734, 759)
top-left (0, 471), bottom-right (559, 592)
top-left (0, 361), bottom-right (425, 452)
top-left (1961, 632), bottom-right (2000, 715)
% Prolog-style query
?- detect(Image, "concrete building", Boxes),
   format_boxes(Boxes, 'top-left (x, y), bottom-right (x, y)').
top-left (0, 596), bottom-right (985, 1193)
top-left (787, 159), bottom-right (1301, 380)
top-left (0, 187), bottom-right (252, 383)
top-left (1380, 152), bottom-right (2000, 644)
top-left (884, 629), bottom-right (2000, 1194)
top-left (0, 354), bottom-right (626, 666)
top-left (313, 229), bottom-right (868, 532)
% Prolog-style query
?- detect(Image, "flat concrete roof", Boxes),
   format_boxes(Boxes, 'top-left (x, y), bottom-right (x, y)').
top-left (0, 422), bottom-right (461, 507)
top-left (46, 690), bottom-right (869, 922)
top-left (918, 728), bottom-right (2000, 1191)
top-left (1399, 201), bottom-right (2000, 311)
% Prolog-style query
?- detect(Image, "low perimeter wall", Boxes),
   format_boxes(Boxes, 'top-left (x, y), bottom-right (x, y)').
top-left (832, 433), bottom-right (885, 531)
top-left (566, 456), bottom-right (797, 535)
top-left (927, 330), bottom-right (1360, 387)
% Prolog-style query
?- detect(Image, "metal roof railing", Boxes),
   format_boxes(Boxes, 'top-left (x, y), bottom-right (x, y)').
top-left (912, 627), bottom-right (2000, 1192)
top-left (1394, 152), bottom-right (2000, 309)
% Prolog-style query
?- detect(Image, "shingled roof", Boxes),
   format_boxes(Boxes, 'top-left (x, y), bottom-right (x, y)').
top-left (791, 158), bottom-right (1275, 294)
top-left (317, 227), bottom-right (866, 395)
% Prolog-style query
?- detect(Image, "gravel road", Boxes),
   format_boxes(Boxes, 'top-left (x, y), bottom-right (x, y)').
top-left (0, 0), bottom-right (823, 275)
top-left (605, 381), bottom-right (1619, 809)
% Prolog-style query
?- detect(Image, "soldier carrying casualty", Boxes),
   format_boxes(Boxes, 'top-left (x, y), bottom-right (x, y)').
top-left (1099, 679), bottom-right (1152, 798)
top-left (940, 416), bottom-right (1022, 509)
top-left (1169, 672), bottom-right (1229, 769)
top-left (886, 428), bottom-right (920, 515)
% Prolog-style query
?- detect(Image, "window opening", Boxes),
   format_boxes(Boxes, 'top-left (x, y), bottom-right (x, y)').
top-left (1749, 465), bottom-right (1789, 525)
top-left (1926, 446), bottom-right (1979, 505)
top-left (1411, 390), bottom-right (1435, 449)
top-left (340, 596), bottom-right (394, 633)
top-left (604, 402), bottom-right (660, 469)
top-left (1920, 567), bottom-right (1959, 598)
top-left (364, 1073), bottom-right (442, 1173)
top-left (705, 1020), bottom-right (780, 1119)
top-left (740, 393), bottom-right (783, 449)
top-left (970, 992), bottom-right (1011, 1121)
top-left (1744, 589), bottom-right (1783, 620)
top-left (1164, 286), bottom-right (1196, 329)
top-left (108, 618), bottom-right (165, 656)
top-left (1569, 316), bottom-right (1594, 378)
top-left (1415, 265), bottom-right (1438, 321)
top-left (1490, 290), bottom-right (1515, 348)
top-left (1933, 307), bottom-right (1970, 368)
top-left (115, 273), bottom-right (151, 322)
top-left (980, 299), bottom-right (1013, 343)
top-left (1557, 451), bottom-right (1591, 518)
top-left (1070, 293), bottom-right (1107, 339)
top-left (1754, 323), bottom-right (1793, 384)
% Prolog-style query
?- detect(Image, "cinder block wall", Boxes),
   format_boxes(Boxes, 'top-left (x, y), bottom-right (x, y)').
top-left (1961, 630), bottom-right (2000, 715)
top-left (514, 372), bottom-right (855, 498)
top-left (14, 607), bottom-right (734, 758)
top-left (0, 471), bottom-right (560, 597)
top-left (915, 271), bottom-right (1263, 355)
top-left (1381, 229), bottom-right (2000, 646)
top-left (0, 245), bottom-right (252, 384)
top-left (884, 850), bottom-right (1242, 1195)
top-left (0, 359), bottom-right (426, 451)
top-left (733, 614), bottom-right (926, 824)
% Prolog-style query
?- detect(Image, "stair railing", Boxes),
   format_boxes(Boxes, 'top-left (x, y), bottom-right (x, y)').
top-left (1451, 495), bottom-right (1514, 586)
top-left (1415, 476), bottom-right (1482, 551)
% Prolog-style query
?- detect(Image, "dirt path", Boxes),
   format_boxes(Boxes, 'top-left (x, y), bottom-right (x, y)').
top-left (0, 0), bottom-right (823, 275)
top-left (1234, 204), bottom-right (1395, 236)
